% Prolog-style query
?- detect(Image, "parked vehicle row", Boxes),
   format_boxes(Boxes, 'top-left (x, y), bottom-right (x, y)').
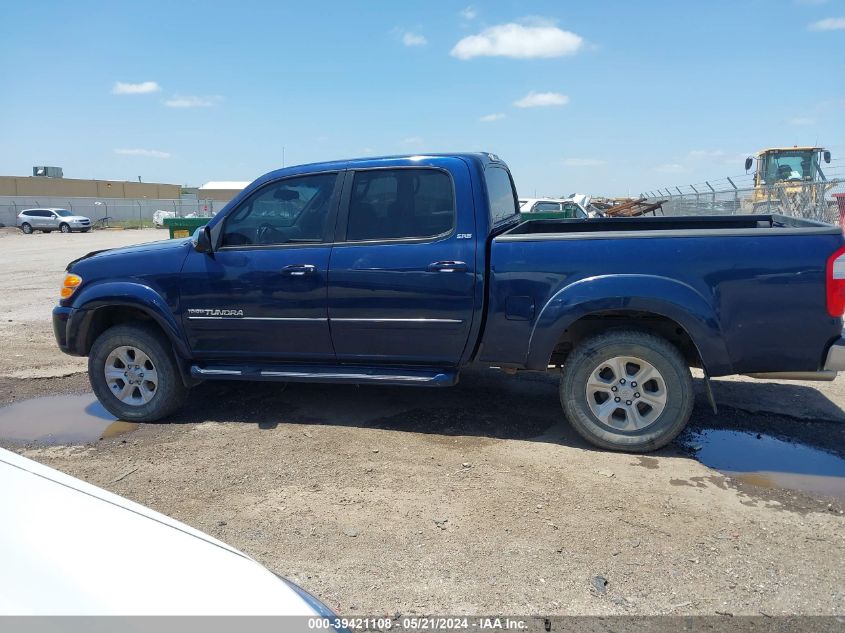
top-left (519, 196), bottom-right (602, 219)
top-left (17, 208), bottom-right (91, 234)
top-left (53, 152), bottom-right (845, 452)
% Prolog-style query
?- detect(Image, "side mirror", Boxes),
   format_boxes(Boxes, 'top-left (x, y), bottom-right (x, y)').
top-left (824, 150), bottom-right (831, 164)
top-left (192, 225), bottom-right (213, 253)
top-left (744, 157), bottom-right (754, 172)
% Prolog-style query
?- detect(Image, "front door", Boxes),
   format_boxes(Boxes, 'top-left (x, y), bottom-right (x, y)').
top-left (180, 171), bottom-right (342, 361)
top-left (328, 161), bottom-right (477, 366)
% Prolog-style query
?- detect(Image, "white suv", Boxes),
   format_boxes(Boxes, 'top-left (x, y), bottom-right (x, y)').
top-left (17, 208), bottom-right (92, 234)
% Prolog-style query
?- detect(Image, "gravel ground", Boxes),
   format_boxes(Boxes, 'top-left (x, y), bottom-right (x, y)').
top-left (0, 228), bottom-right (843, 616)
top-left (0, 227), bottom-right (166, 379)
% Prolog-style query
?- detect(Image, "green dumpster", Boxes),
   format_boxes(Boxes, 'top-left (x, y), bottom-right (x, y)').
top-left (162, 217), bottom-right (210, 239)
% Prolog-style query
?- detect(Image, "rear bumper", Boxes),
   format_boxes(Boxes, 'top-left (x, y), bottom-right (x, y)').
top-left (824, 336), bottom-right (845, 371)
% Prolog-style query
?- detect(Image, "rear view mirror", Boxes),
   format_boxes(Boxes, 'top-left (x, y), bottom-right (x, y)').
top-left (192, 225), bottom-right (213, 254)
top-left (824, 150), bottom-right (831, 164)
top-left (744, 157), bottom-right (753, 172)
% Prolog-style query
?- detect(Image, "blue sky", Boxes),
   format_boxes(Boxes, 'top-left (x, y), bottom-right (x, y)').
top-left (1, 0), bottom-right (843, 196)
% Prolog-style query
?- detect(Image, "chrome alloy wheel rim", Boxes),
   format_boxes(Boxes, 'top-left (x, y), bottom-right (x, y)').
top-left (104, 345), bottom-right (158, 406)
top-left (585, 356), bottom-right (667, 431)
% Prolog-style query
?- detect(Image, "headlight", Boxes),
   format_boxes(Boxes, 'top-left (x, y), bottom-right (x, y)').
top-left (60, 274), bottom-right (82, 299)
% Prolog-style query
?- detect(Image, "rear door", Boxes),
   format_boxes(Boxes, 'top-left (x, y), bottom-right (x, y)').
top-left (328, 160), bottom-right (477, 366)
top-left (29, 210), bottom-right (47, 229)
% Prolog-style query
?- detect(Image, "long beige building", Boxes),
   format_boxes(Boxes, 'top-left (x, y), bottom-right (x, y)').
top-left (0, 176), bottom-right (181, 199)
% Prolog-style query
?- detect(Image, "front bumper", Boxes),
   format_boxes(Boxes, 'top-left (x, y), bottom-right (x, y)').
top-left (52, 305), bottom-right (83, 356)
top-left (824, 336), bottom-right (845, 371)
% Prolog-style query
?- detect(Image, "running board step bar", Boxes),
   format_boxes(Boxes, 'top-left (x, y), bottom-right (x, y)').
top-left (190, 364), bottom-right (458, 387)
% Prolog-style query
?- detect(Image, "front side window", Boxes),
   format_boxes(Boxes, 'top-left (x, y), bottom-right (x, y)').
top-left (222, 173), bottom-right (338, 246)
top-left (485, 166), bottom-right (518, 226)
top-left (54, 209), bottom-right (73, 217)
top-left (346, 169), bottom-right (454, 242)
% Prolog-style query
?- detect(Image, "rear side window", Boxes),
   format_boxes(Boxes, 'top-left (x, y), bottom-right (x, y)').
top-left (485, 166), bottom-right (518, 226)
top-left (533, 202), bottom-right (561, 213)
top-left (346, 169), bottom-right (454, 242)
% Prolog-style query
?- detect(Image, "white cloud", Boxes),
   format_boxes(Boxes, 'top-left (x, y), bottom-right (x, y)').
top-left (112, 81), bottom-right (161, 95)
top-left (479, 113), bottom-right (506, 122)
top-left (808, 17), bottom-right (845, 30)
top-left (513, 91), bottom-right (569, 108)
top-left (114, 148), bottom-right (171, 159)
top-left (460, 6), bottom-right (477, 20)
top-left (789, 116), bottom-right (816, 125)
top-left (451, 22), bottom-right (584, 59)
top-left (655, 163), bottom-right (688, 174)
top-left (401, 31), bottom-right (427, 46)
top-left (563, 158), bottom-right (606, 167)
top-left (164, 95), bottom-right (222, 108)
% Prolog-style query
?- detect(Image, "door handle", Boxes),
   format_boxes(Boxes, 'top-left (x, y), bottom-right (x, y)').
top-left (427, 260), bottom-right (467, 273)
top-left (281, 264), bottom-right (317, 276)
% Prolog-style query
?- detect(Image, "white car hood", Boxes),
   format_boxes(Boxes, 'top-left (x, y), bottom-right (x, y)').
top-left (0, 448), bottom-right (319, 615)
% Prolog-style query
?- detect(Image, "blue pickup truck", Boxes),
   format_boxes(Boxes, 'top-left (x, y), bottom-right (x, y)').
top-left (53, 153), bottom-right (845, 452)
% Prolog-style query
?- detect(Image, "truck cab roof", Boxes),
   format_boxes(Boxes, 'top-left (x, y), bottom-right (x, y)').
top-left (255, 152), bottom-right (506, 182)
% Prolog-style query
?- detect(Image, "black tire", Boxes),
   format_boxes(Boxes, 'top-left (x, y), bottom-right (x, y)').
top-left (60, 223), bottom-right (71, 233)
top-left (89, 323), bottom-right (188, 422)
top-left (560, 330), bottom-right (694, 452)
top-left (21, 223), bottom-right (32, 234)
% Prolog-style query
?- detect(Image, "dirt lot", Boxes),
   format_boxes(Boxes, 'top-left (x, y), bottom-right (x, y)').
top-left (0, 227), bottom-right (165, 379)
top-left (0, 228), bottom-right (843, 616)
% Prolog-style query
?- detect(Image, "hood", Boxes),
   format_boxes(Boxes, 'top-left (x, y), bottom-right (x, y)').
top-left (0, 447), bottom-right (321, 616)
top-left (67, 237), bottom-right (190, 271)
top-left (65, 215), bottom-right (90, 222)
top-left (566, 193), bottom-right (590, 207)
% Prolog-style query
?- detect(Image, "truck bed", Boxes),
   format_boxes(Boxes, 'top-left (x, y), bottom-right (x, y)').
top-left (485, 213), bottom-right (844, 377)
top-left (499, 214), bottom-right (839, 240)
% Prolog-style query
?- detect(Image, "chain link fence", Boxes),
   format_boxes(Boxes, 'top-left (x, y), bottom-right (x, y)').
top-left (0, 195), bottom-right (232, 229)
top-left (641, 161), bottom-right (845, 225)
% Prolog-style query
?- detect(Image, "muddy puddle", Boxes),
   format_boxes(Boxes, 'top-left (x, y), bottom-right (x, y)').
top-left (687, 429), bottom-right (845, 501)
top-left (0, 394), bottom-right (138, 445)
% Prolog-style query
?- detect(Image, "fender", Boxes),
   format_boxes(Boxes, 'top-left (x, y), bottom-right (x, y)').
top-left (68, 281), bottom-right (190, 359)
top-left (525, 274), bottom-right (734, 376)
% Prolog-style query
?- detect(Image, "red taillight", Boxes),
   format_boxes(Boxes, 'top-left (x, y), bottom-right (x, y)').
top-left (827, 246), bottom-right (845, 317)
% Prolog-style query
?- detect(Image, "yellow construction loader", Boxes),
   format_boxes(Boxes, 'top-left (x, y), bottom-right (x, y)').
top-left (743, 146), bottom-right (834, 218)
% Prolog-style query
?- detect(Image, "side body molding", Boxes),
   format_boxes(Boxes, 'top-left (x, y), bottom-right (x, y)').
top-left (525, 274), bottom-right (734, 376)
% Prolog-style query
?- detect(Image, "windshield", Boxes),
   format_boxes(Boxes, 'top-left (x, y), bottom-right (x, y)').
top-left (760, 151), bottom-right (818, 184)
top-left (54, 209), bottom-right (73, 217)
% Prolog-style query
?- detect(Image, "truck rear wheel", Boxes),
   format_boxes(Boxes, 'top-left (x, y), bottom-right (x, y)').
top-left (560, 330), bottom-right (694, 452)
top-left (89, 324), bottom-right (188, 422)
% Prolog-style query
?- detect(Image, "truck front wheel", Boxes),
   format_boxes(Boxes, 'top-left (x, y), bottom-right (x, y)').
top-left (89, 324), bottom-right (188, 422)
top-left (560, 330), bottom-right (694, 452)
